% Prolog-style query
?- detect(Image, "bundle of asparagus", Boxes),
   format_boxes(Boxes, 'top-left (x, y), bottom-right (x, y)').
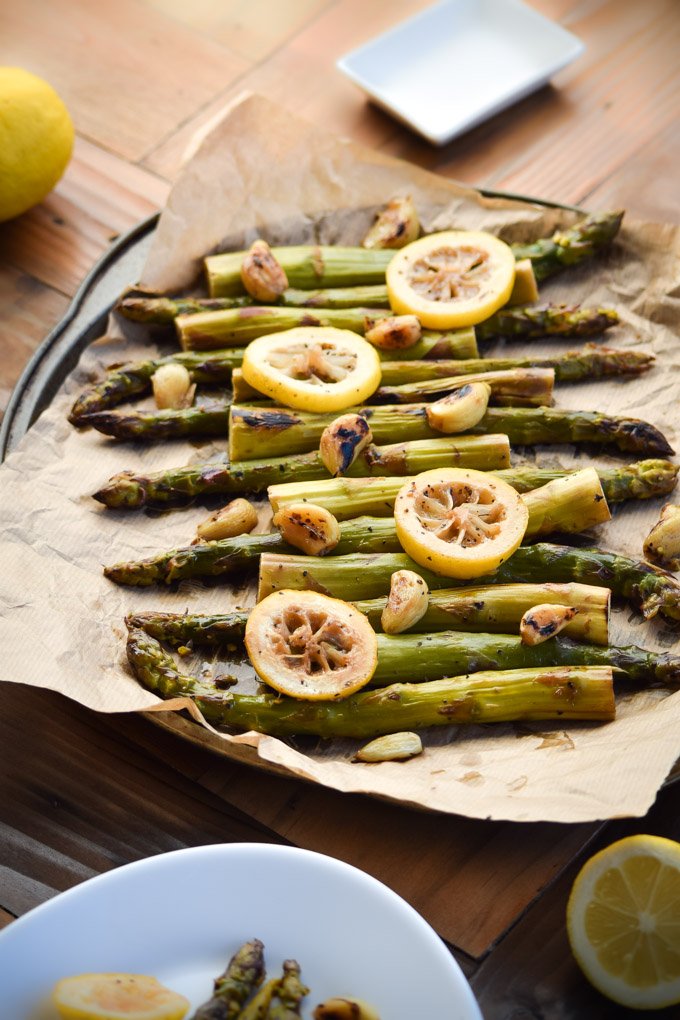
top-left (84, 200), bottom-right (680, 759)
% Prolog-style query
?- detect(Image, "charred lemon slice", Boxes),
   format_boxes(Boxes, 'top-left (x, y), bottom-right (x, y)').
top-left (245, 589), bottom-right (378, 700)
top-left (241, 327), bottom-right (381, 412)
top-left (53, 974), bottom-right (190, 1020)
top-left (386, 230), bottom-right (516, 328)
top-left (394, 468), bottom-right (528, 579)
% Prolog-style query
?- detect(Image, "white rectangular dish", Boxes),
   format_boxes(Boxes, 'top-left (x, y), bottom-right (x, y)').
top-left (338, 0), bottom-right (584, 145)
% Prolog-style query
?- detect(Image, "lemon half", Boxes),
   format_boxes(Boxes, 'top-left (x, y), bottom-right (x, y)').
top-left (0, 66), bottom-right (74, 222)
top-left (567, 834), bottom-right (680, 1010)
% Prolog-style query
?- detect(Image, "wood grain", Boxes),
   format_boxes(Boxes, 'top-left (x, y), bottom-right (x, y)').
top-left (0, 683), bottom-right (281, 918)
top-left (1, 0), bottom-right (251, 162)
top-left (0, 137), bottom-right (169, 295)
top-left (0, 268), bottom-right (69, 414)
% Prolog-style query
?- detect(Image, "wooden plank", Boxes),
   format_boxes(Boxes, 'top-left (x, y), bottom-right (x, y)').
top-left (142, 0), bottom-right (333, 63)
top-left (2, 137), bottom-right (170, 295)
top-left (0, 684), bottom-right (283, 919)
top-left (142, 0), bottom-right (428, 179)
top-left (583, 118), bottom-right (680, 224)
top-left (0, 268), bottom-right (70, 415)
top-left (1, 0), bottom-right (251, 162)
top-left (0, 907), bottom-right (16, 930)
top-left (131, 724), bottom-right (600, 959)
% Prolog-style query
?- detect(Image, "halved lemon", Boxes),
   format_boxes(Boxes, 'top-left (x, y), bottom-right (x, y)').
top-left (567, 834), bottom-right (680, 1010)
top-left (245, 589), bottom-right (378, 700)
top-left (386, 230), bottom-right (516, 328)
top-left (393, 468), bottom-right (528, 579)
top-left (53, 974), bottom-right (190, 1020)
top-left (241, 327), bottom-right (381, 412)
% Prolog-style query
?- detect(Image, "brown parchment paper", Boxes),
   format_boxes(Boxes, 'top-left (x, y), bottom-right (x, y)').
top-left (1, 93), bottom-right (679, 823)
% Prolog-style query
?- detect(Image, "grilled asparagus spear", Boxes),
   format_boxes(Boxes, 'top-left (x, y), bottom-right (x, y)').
top-left (257, 543), bottom-right (680, 623)
top-left (93, 434), bottom-right (510, 510)
top-left (127, 626), bottom-right (615, 737)
top-left (192, 938), bottom-right (265, 1020)
top-left (126, 610), bottom-right (680, 686)
top-left (203, 214), bottom-right (623, 296)
top-left (267, 460), bottom-right (678, 520)
top-left (229, 404), bottom-right (673, 460)
top-left (511, 210), bottom-right (624, 281)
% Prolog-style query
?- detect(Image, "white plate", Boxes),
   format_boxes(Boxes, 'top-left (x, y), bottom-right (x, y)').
top-left (338, 0), bottom-right (584, 145)
top-left (0, 843), bottom-right (482, 1019)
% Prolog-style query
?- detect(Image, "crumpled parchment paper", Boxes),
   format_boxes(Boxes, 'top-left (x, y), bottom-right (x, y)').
top-left (1, 93), bottom-right (679, 822)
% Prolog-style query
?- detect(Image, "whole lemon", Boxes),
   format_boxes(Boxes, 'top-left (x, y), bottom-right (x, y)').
top-left (0, 67), bottom-right (74, 222)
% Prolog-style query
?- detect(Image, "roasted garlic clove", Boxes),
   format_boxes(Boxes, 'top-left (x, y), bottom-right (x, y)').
top-left (643, 504), bottom-right (680, 570)
top-left (319, 414), bottom-right (373, 476)
top-left (240, 239), bottom-right (288, 301)
top-left (520, 603), bottom-right (578, 645)
top-left (354, 732), bottom-right (423, 764)
top-left (364, 313), bottom-right (422, 350)
top-left (273, 502), bottom-right (341, 556)
top-left (426, 381), bottom-right (491, 434)
top-left (362, 195), bottom-right (420, 250)
top-left (151, 363), bottom-right (195, 410)
top-left (195, 498), bottom-right (259, 542)
top-left (381, 569), bottom-right (429, 634)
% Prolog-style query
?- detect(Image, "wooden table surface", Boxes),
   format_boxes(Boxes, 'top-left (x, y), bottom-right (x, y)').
top-left (2, 1), bottom-right (680, 1016)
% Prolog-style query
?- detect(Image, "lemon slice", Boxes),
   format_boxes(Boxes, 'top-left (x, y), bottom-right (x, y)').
top-left (567, 834), bottom-right (680, 1010)
top-left (245, 589), bottom-right (378, 700)
top-left (53, 974), bottom-right (190, 1020)
top-left (393, 468), bottom-right (528, 579)
top-left (386, 230), bottom-right (516, 328)
top-left (241, 327), bottom-right (381, 412)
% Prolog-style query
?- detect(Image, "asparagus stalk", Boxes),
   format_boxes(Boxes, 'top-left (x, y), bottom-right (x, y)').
top-left (205, 246), bottom-right (395, 297)
top-left (477, 304), bottom-right (618, 340)
top-left (193, 939), bottom-right (265, 1020)
top-left (379, 345), bottom-right (654, 387)
top-left (83, 403), bottom-right (232, 441)
top-left (268, 460), bottom-right (678, 520)
top-left (257, 543), bottom-right (680, 623)
top-left (176, 305), bottom-right (381, 349)
top-left (267, 960), bottom-right (308, 1019)
top-left (510, 211), bottom-right (624, 282)
top-left (129, 579), bottom-right (608, 643)
top-left (177, 305), bottom-right (478, 359)
top-left (93, 434), bottom-right (510, 510)
top-left (230, 365), bottom-right (556, 408)
top-left (104, 468), bottom-right (612, 587)
top-left (229, 403), bottom-right (673, 461)
top-left (176, 304), bottom-right (618, 352)
top-left (127, 611), bottom-right (680, 686)
top-left (372, 367), bottom-right (555, 407)
top-left (203, 215), bottom-right (623, 297)
top-left (69, 350), bottom-right (243, 422)
top-left (521, 467), bottom-right (611, 535)
top-left (118, 285), bottom-right (392, 322)
top-left (126, 627), bottom-right (615, 736)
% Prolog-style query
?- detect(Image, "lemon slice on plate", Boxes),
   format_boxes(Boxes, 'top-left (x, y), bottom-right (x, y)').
top-left (245, 589), bottom-right (378, 700)
top-left (241, 327), bottom-right (381, 412)
top-left (567, 834), bottom-right (680, 1010)
top-left (53, 973), bottom-right (189, 1020)
top-left (386, 230), bottom-right (516, 328)
top-left (393, 468), bottom-right (528, 580)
